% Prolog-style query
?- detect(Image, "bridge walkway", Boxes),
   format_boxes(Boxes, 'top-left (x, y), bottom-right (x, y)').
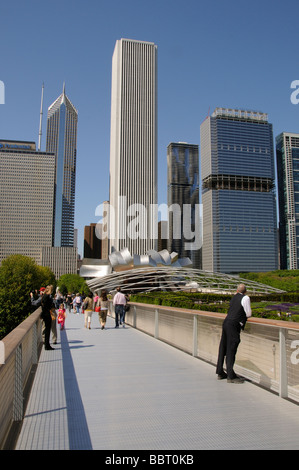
top-left (15, 311), bottom-right (299, 450)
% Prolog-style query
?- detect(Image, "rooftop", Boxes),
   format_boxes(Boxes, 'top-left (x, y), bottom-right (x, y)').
top-left (212, 107), bottom-right (268, 122)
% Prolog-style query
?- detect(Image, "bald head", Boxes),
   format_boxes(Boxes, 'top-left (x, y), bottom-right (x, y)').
top-left (237, 283), bottom-right (247, 294)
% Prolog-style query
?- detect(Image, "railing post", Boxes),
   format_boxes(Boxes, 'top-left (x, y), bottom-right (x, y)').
top-left (193, 315), bottom-right (198, 357)
top-left (133, 305), bottom-right (137, 328)
top-left (155, 309), bottom-right (159, 339)
top-left (13, 344), bottom-right (23, 421)
top-left (32, 322), bottom-right (38, 364)
top-left (279, 328), bottom-right (288, 398)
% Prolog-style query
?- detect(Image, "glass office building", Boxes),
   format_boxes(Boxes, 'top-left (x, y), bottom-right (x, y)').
top-left (167, 142), bottom-right (201, 268)
top-left (276, 132), bottom-right (299, 269)
top-left (200, 108), bottom-right (278, 273)
top-left (46, 85), bottom-right (78, 247)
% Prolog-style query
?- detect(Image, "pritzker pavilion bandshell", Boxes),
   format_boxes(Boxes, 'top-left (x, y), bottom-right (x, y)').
top-left (82, 249), bottom-right (285, 296)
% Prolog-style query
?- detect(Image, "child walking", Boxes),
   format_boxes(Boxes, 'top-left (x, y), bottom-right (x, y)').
top-left (57, 303), bottom-right (66, 330)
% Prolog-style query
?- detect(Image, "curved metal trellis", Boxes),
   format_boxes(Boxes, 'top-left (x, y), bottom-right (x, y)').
top-left (87, 265), bottom-right (285, 296)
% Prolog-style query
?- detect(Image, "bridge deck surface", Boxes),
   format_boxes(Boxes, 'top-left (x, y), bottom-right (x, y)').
top-left (15, 311), bottom-right (299, 450)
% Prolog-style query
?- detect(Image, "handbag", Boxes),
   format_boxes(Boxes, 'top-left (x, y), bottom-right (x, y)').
top-left (50, 307), bottom-right (56, 321)
top-left (95, 305), bottom-right (101, 312)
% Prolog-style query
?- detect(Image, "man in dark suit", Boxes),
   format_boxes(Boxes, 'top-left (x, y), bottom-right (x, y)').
top-left (216, 284), bottom-right (252, 383)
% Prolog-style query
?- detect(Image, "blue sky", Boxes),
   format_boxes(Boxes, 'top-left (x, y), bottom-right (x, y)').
top-left (1, 0), bottom-right (299, 256)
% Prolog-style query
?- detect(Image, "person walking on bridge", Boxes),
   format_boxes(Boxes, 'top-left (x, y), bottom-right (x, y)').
top-left (113, 287), bottom-right (126, 328)
top-left (216, 283), bottom-right (252, 383)
top-left (83, 292), bottom-right (94, 329)
top-left (97, 289), bottom-right (109, 330)
top-left (41, 285), bottom-right (55, 350)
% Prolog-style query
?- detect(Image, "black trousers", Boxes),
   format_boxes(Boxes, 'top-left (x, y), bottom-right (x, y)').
top-left (42, 314), bottom-right (52, 348)
top-left (216, 318), bottom-right (241, 379)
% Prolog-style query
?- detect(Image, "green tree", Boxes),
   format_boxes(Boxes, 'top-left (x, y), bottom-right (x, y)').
top-left (35, 265), bottom-right (56, 289)
top-left (0, 254), bottom-right (56, 339)
top-left (57, 273), bottom-right (89, 296)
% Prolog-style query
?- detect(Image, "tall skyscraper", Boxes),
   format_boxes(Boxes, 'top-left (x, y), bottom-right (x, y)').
top-left (276, 132), bottom-right (299, 269)
top-left (200, 108), bottom-right (278, 273)
top-left (167, 142), bottom-right (201, 268)
top-left (109, 38), bottom-right (158, 255)
top-left (0, 140), bottom-right (55, 264)
top-left (46, 85), bottom-right (78, 247)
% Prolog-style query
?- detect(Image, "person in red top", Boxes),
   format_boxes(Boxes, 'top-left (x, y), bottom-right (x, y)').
top-left (57, 303), bottom-right (66, 330)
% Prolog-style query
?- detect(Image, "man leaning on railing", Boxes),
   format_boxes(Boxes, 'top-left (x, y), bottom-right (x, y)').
top-left (216, 284), bottom-right (252, 383)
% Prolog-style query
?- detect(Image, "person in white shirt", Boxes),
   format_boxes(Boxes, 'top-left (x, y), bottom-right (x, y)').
top-left (113, 287), bottom-right (126, 328)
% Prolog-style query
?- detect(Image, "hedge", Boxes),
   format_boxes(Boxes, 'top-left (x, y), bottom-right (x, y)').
top-left (129, 291), bottom-right (299, 322)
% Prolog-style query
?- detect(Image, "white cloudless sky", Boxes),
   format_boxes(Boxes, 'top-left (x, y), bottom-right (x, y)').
top-left (1, 0), bottom-right (299, 255)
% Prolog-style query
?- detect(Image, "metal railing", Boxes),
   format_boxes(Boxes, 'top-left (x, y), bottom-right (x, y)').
top-left (2, 302), bottom-right (299, 449)
top-left (0, 308), bottom-right (42, 449)
top-left (122, 302), bottom-right (299, 403)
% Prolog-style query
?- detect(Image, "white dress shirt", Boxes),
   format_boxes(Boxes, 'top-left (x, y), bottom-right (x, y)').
top-left (241, 295), bottom-right (252, 318)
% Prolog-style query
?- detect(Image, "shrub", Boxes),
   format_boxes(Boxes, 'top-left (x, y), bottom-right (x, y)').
top-left (0, 255), bottom-right (56, 339)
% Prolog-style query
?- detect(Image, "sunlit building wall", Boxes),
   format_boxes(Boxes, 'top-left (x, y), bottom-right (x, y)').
top-left (109, 38), bottom-right (158, 255)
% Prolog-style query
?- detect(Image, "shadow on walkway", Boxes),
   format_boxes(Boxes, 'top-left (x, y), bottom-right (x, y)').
top-left (60, 328), bottom-right (93, 450)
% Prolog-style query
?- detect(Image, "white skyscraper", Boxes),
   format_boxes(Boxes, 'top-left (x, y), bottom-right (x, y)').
top-left (109, 38), bottom-right (158, 255)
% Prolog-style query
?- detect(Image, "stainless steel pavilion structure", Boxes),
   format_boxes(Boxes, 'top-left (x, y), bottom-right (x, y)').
top-left (84, 248), bottom-right (284, 295)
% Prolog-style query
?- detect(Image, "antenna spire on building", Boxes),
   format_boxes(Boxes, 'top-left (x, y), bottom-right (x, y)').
top-left (38, 83), bottom-right (44, 151)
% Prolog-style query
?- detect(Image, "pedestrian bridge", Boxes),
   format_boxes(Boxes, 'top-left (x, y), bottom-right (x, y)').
top-left (1, 303), bottom-right (299, 450)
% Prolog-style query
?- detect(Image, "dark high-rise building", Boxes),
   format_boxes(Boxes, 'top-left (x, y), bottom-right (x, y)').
top-left (276, 132), bottom-right (299, 270)
top-left (167, 142), bottom-right (201, 268)
top-left (84, 223), bottom-right (101, 259)
top-left (200, 108), bottom-right (278, 273)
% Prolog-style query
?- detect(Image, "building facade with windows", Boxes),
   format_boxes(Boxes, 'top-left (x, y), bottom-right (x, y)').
top-left (200, 108), bottom-right (278, 273)
top-left (167, 142), bottom-right (201, 268)
top-left (41, 246), bottom-right (77, 279)
top-left (0, 140), bottom-right (55, 265)
top-left (109, 38), bottom-right (158, 255)
top-left (276, 132), bottom-right (299, 270)
top-left (46, 85), bottom-right (78, 248)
